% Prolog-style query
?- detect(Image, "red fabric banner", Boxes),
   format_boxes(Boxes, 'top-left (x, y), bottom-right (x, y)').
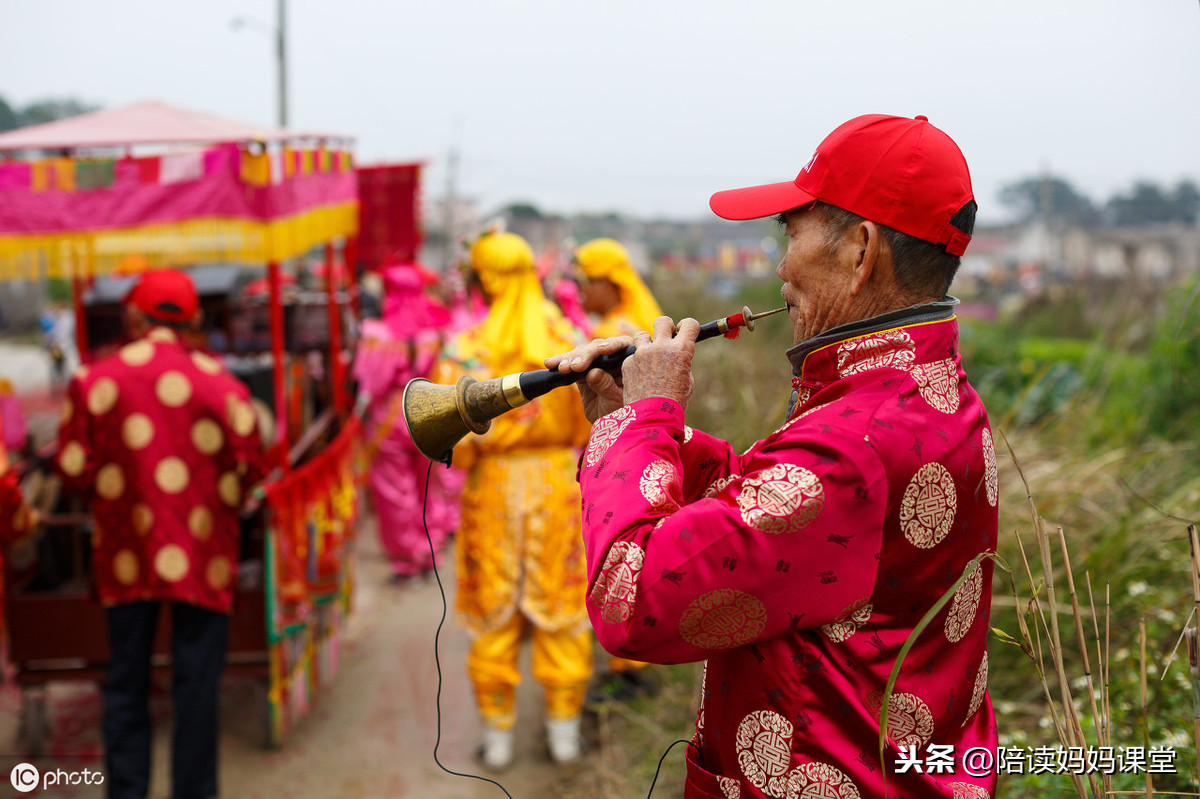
top-left (356, 163), bottom-right (421, 271)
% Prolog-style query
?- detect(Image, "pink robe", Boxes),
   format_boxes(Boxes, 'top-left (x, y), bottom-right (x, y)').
top-left (354, 266), bottom-right (464, 577)
top-left (580, 313), bottom-right (999, 798)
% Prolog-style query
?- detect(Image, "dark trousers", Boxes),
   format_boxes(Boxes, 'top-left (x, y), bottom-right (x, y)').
top-left (103, 601), bottom-right (229, 799)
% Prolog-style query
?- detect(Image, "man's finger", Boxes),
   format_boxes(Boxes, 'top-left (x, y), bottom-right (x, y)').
top-left (652, 316), bottom-right (677, 342)
top-left (675, 317), bottom-right (701, 343)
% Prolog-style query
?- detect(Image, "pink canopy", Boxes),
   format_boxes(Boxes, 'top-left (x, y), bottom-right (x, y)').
top-left (0, 100), bottom-right (351, 152)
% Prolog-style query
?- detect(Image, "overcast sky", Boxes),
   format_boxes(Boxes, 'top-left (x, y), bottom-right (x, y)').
top-left (3, 0), bottom-right (1198, 224)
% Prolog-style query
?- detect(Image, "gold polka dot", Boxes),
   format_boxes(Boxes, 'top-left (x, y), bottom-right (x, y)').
top-left (156, 371), bottom-right (193, 408)
top-left (59, 441), bottom-right (86, 476)
top-left (148, 328), bottom-right (177, 343)
top-left (74, 365), bottom-right (90, 381)
top-left (155, 457), bottom-right (190, 494)
top-left (88, 377), bottom-right (119, 415)
top-left (131, 503), bottom-right (154, 535)
top-left (119, 340), bottom-right (155, 367)
top-left (206, 556), bottom-right (232, 591)
top-left (192, 351), bottom-right (222, 375)
top-left (218, 472), bottom-right (241, 507)
top-left (113, 549), bottom-right (139, 585)
top-left (59, 397), bottom-right (73, 425)
top-left (122, 413), bottom-right (155, 450)
top-left (154, 545), bottom-right (189, 583)
top-left (96, 463), bottom-right (125, 500)
top-left (227, 395), bottom-right (255, 437)
top-left (191, 419), bottom-right (224, 455)
top-left (188, 507), bottom-right (213, 540)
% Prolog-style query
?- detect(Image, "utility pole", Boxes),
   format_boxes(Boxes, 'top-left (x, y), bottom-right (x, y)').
top-left (277, 0), bottom-right (288, 127)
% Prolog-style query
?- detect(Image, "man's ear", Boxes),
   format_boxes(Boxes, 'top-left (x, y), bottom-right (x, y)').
top-left (848, 220), bottom-right (883, 296)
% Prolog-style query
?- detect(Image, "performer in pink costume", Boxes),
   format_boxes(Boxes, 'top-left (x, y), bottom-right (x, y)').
top-left (354, 262), bottom-right (464, 579)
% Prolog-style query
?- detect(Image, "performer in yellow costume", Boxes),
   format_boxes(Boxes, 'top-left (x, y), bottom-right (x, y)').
top-left (574, 237), bottom-right (664, 338)
top-left (573, 237), bottom-right (662, 698)
top-left (430, 231), bottom-right (593, 770)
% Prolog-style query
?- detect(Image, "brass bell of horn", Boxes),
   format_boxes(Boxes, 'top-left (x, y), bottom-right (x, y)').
top-left (402, 373), bottom-right (532, 465)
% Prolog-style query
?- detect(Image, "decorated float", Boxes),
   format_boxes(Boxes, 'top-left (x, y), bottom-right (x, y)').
top-left (0, 100), bottom-right (362, 751)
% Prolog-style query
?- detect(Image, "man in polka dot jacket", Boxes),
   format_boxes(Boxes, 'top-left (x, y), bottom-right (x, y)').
top-left (546, 115), bottom-right (999, 799)
top-left (56, 268), bottom-right (264, 799)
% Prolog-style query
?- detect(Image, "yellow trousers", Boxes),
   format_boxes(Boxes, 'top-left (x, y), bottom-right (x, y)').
top-left (468, 611), bottom-right (592, 729)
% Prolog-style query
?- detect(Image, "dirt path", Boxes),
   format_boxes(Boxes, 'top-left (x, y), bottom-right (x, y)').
top-left (1, 517), bottom-right (597, 799)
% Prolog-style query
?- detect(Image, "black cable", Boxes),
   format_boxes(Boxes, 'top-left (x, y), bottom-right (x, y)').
top-left (645, 739), bottom-right (704, 798)
top-left (421, 459), bottom-right (515, 798)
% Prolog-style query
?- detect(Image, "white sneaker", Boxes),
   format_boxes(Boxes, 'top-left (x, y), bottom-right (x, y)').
top-left (545, 716), bottom-right (583, 764)
top-left (481, 725), bottom-right (515, 771)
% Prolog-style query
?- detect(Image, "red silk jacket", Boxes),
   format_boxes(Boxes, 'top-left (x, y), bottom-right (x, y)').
top-left (580, 312), bottom-right (999, 799)
top-left (56, 328), bottom-right (264, 614)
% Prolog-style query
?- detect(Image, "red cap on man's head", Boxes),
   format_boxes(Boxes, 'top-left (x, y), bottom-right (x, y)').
top-left (709, 114), bottom-right (975, 256)
top-left (124, 269), bottom-right (199, 323)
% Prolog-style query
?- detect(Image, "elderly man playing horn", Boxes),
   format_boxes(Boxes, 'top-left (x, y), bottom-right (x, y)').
top-left (546, 114), bottom-right (1000, 799)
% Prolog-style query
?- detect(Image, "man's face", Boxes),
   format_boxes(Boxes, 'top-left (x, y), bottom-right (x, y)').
top-left (777, 206), bottom-right (859, 345)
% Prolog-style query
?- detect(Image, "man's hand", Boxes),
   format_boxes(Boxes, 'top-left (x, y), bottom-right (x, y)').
top-left (545, 335), bottom-right (633, 423)
top-left (622, 316), bottom-right (698, 407)
top-left (544, 316), bottom-right (699, 423)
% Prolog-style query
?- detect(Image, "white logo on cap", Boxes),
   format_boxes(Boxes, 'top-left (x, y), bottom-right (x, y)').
top-left (801, 153), bottom-right (818, 173)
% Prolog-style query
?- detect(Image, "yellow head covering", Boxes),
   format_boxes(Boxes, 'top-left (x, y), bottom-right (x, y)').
top-left (470, 231), bottom-right (556, 374)
top-left (574, 238), bottom-right (664, 333)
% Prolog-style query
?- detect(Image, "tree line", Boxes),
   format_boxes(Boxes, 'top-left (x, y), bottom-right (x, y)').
top-left (999, 174), bottom-right (1199, 228)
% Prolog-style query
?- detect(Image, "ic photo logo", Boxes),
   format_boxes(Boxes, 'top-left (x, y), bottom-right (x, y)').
top-left (10, 763), bottom-right (39, 793)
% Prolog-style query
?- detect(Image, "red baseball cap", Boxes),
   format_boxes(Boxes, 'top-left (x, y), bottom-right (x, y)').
top-left (124, 268), bottom-right (200, 323)
top-left (709, 114), bottom-right (975, 256)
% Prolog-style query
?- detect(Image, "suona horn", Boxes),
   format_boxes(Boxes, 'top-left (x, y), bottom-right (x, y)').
top-left (402, 305), bottom-right (787, 465)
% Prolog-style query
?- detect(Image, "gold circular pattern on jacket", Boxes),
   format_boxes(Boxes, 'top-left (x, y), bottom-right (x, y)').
top-left (191, 351), bottom-right (222, 375)
top-left (131, 503), bottom-right (154, 535)
top-left (113, 549), bottom-right (139, 585)
top-left (787, 761), bottom-right (861, 799)
top-left (122, 413), bottom-right (155, 450)
top-left (59, 398), bottom-right (73, 425)
top-left (96, 463), bottom-right (125, 500)
top-left (820, 598), bottom-right (874, 643)
top-left (188, 506), bottom-right (213, 540)
top-left (584, 406), bottom-right (636, 467)
top-left (948, 783), bottom-right (990, 799)
top-left (835, 329), bottom-right (916, 378)
top-left (912, 358), bottom-right (960, 414)
top-left (191, 418), bottom-right (224, 455)
top-left (218, 472), bottom-right (241, 506)
top-left (900, 462), bottom-right (958, 549)
top-left (155, 371), bottom-right (193, 408)
top-left (982, 427), bottom-right (999, 508)
top-left (119, 340), bottom-right (155, 367)
top-left (735, 710), bottom-right (793, 795)
top-left (873, 691), bottom-right (935, 751)
top-left (965, 651), bottom-right (988, 725)
top-left (59, 440), bottom-right (86, 476)
top-left (736, 463), bottom-right (824, 535)
top-left (639, 460), bottom-right (680, 511)
top-left (88, 377), bottom-right (119, 415)
top-left (945, 563), bottom-right (984, 643)
top-left (678, 589), bottom-right (766, 651)
top-left (702, 474), bottom-right (740, 499)
top-left (147, 328), bottom-right (176, 343)
top-left (206, 556), bottom-right (232, 590)
top-left (155, 457), bottom-right (190, 494)
top-left (717, 776), bottom-right (740, 799)
top-left (588, 541), bottom-right (645, 623)
top-left (154, 544), bottom-right (189, 582)
top-left (227, 395), bottom-right (255, 437)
